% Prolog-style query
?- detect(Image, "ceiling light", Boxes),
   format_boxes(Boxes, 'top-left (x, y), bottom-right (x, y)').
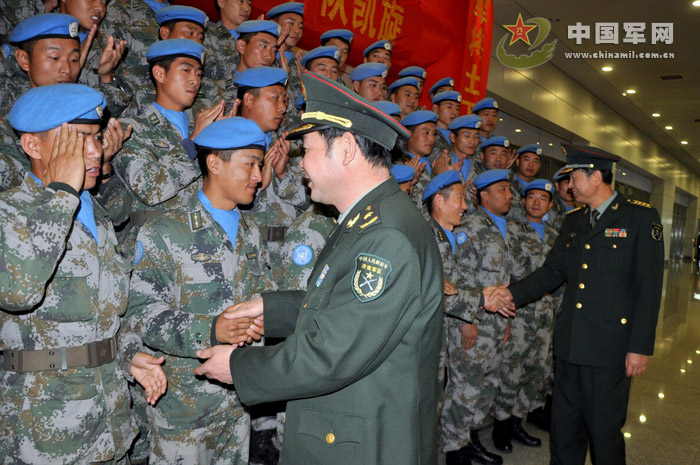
top-left (602, 66), bottom-right (613, 72)
top-left (623, 432), bottom-right (632, 438)
top-left (681, 368), bottom-right (686, 373)
top-left (665, 126), bottom-right (673, 130)
top-left (696, 350), bottom-right (700, 354)
top-left (548, 143), bottom-right (553, 146)
top-left (622, 92), bottom-right (627, 96)
top-left (682, 140), bottom-right (689, 145)
top-left (652, 113), bottom-right (661, 117)
top-left (626, 89), bottom-right (636, 94)
top-left (658, 392), bottom-right (665, 398)
top-left (515, 128), bottom-right (522, 133)
top-left (639, 415), bottom-right (647, 423)
top-left (622, 172), bottom-right (627, 175)
top-left (499, 118), bottom-right (503, 121)
top-left (694, 0), bottom-right (700, 6)
top-left (688, 359), bottom-right (693, 364)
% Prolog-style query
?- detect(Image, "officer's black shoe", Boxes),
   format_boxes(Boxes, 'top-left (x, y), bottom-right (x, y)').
top-left (445, 446), bottom-right (472, 465)
top-left (509, 416), bottom-right (542, 447)
top-left (526, 406), bottom-right (550, 431)
top-left (464, 429), bottom-right (503, 464)
top-left (491, 420), bottom-right (513, 453)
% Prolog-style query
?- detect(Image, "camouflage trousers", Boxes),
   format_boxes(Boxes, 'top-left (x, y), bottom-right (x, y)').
top-left (149, 412), bottom-right (250, 465)
top-left (493, 305), bottom-right (555, 420)
top-left (440, 314), bottom-right (508, 452)
top-left (127, 384), bottom-right (150, 463)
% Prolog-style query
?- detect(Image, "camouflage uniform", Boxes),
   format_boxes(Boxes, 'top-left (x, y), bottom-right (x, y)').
top-left (278, 53), bottom-right (303, 135)
top-left (127, 190), bottom-right (275, 465)
top-left (429, 128), bottom-right (451, 162)
top-left (0, 118), bottom-right (27, 191)
top-left (0, 0), bottom-right (46, 41)
top-left (204, 21), bottom-right (240, 83)
top-left (491, 219), bottom-right (559, 422)
top-left (110, 103), bottom-right (202, 257)
top-left (0, 173), bottom-right (137, 464)
top-left (440, 208), bottom-right (510, 453)
top-left (507, 172), bottom-right (528, 223)
top-left (546, 195), bottom-right (574, 231)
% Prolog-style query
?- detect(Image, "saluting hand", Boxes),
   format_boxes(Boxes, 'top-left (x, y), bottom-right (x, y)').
top-left (43, 123), bottom-right (85, 191)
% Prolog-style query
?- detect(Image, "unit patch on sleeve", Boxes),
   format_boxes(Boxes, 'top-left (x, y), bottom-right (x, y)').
top-left (352, 253), bottom-right (393, 303)
top-left (652, 223), bottom-right (663, 242)
top-left (292, 245), bottom-right (313, 266)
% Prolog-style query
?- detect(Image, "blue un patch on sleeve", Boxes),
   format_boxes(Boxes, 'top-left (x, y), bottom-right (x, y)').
top-left (133, 240), bottom-right (144, 266)
top-left (456, 231), bottom-right (467, 245)
top-left (292, 244), bottom-right (313, 266)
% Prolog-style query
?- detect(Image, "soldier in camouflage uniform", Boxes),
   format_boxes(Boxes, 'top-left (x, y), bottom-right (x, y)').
top-left (546, 166), bottom-right (577, 231)
top-left (440, 169), bottom-right (514, 465)
top-left (508, 144), bottom-right (543, 224)
top-left (389, 76), bottom-right (420, 119)
top-left (0, 84), bottom-right (138, 465)
top-left (350, 62), bottom-right (388, 102)
top-left (465, 136), bottom-right (511, 215)
top-left (399, 110), bottom-right (438, 212)
top-left (431, 114), bottom-right (482, 189)
top-left (491, 179), bottom-right (559, 452)
top-left (428, 76), bottom-right (455, 100)
top-left (0, 0), bottom-right (49, 41)
top-left (472, 97), bottom-right (500, 145)
top-left (320, 29), bottom-right (354, 85)
top-left (204, 0), bottom-right (251, 82)
top-left (430, 90), bottom-right (462, 162)
top-left (127, 117), bottom-right (272, 465)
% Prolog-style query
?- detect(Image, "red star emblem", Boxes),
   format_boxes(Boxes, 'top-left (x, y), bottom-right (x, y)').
top-left (504, 13), bottom-right (536, 46)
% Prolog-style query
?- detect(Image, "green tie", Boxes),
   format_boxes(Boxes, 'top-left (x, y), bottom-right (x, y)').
top-left (591, 210), bottom-right (600, 229)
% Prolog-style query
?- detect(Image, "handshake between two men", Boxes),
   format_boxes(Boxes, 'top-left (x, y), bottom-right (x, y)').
top-left (482, 285), bottom-right (516, 317)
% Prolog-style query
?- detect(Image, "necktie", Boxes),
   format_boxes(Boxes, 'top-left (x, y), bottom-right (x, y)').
top-left (591, 210), bottom-right (600, 229)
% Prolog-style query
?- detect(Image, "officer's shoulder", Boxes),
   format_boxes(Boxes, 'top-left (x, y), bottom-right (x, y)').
top-left (348, 202), bottom-right (382, 233)
top-left (565, 205), bottom-right (586, 216)
top-left (626, 199), bottom-right (653, 209)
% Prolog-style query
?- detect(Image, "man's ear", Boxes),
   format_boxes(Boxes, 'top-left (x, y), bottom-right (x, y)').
top-left (206, 153), bottom-right (221, 176)
top-left (449, 132), bottom-right (456, 144)
top-left (339, 132), bottom-right (358, 167)
top-left (236, 39), bottom-right (246, 55)
top-left (159, 26), bottom-right (170, 40)
top-left (20, 133), bottom-right (43, 161)
top-left (14, 49), bottom-right (30, 72)
top-left (152, 64), bottom-right (167, 85)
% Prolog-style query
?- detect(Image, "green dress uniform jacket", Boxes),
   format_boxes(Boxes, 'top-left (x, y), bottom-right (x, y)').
top-left (229, 178), bottom-right (444, 465)
top-left (509, 195), bottom-right (664, 367)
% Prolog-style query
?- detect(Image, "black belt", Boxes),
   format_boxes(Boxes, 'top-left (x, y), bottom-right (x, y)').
top-left (3, 337), bottom-right (117, 373)
top-left (261, 226), bottom-right (287, 243)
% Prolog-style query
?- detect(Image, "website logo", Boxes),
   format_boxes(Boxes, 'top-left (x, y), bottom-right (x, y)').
top-left (497, 13), bottom-right (557, 69)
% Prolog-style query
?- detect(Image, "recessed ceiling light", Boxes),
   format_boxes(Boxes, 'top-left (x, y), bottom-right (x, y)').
top-left (681, 140), bottom-right (689, 145)
top-left (499, 118), bottom-right (503, 121)
top-left (623, 432), bottom-right (632, 438)
top-left (652, 113), bottom-right (661, 117)
top-left (688, 359), bottom-right (693, 364)
top-left (626, 89), bottom-right (637, 94)
top-left (658, 392), bottom-right (665, 398)
top-left (602, 66), bottom-right (613, 72)
top-left (696, 350), bottom-right (700, 354)
top-left (515, 128), bottom-right (522, 133)
top-left (622, 92), bottom-right (627, 96)
top-left (639, 415), bottom-right (647, 423)
top-left (681, 368), bottom-right (686, 373)
top-left (694, 0), bottom-right (700, 6)
top-left (548, 143), bottom-right (553, 146)
top-left (665, 125), bottom-right (673, 130)
top-left (622, 172), bottom-right (627, 175)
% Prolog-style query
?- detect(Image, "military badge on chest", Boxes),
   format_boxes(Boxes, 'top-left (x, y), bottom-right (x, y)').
top-left (352, 253), bottom-right (393, 303)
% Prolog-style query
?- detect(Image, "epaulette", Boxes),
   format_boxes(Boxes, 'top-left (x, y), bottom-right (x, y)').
top-left (566, 205), bottom-right (585, 215)
top-left (239, 213), bottom-right (249, 231)
top-left (217, 23), bottom-right (228, 39)
top-left (148, 112), bottom-right (160, 126)
top-left (352, 203), bottom-right (382, 231)
top-left (520, 222), bottom-right (529, 232)
top-left (189, 210), bottom-right (203, 231)
top-left (628, 199), bottom-right (653, 209)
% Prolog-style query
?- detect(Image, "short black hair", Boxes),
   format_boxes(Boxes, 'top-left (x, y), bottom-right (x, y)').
top-left (149, 57), bottom-right (177, 87)
top-left (236, 86), bottom-right (261, 102)
top-left (196, 148), bottom-right (236, 177)
top-left (18, 39), bottom-right (39, 58)
top-left (316, 126), bottom-right (392, 170)
top-left (582, 168), bottom-right (613, 184)
top-left (425, 183), bottom-right (455, 215)
top-left (321, 37), bottom-right (350, 47)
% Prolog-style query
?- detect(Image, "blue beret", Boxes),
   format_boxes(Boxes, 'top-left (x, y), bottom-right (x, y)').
top-left (472, 97), bottom-right (499, 114)
top-left (390, 164), bottom-right (415, 184)
top-left (350, 62), bottom-right (387, 81)
top-left (521, 178), bottom-right (555, 197)
top-left (156, 5), bottom-right (208, 28)
top-left (481, 136), bottom-right (510, 149)
top-left (193, 117), bottom-right (266, 150)
top-left (301, 46), bottom-right (340, 68)
top-left (432, 90), bottom-right (462, 105)
top-left (320, 29), bottom-right (354, 44)
top-left (237, 20), bottom-right (281, 39)
top-left (373, 101), bottom-right (401, 117)
top-left (398, 66), bottom-right (426, 80)
top-left (473, 169), bottom-right (510, 190)
top-left (400, 110), bottom-right (437, 128)
top-left (267, 2), bottom-right (304, 19)
top-left (428, 77), bottom-right (455, 95)
top-left (423, 170), bottom-right (462, 201)
top-left (9, 84), bottom-right (105, 132)
top-left (388, 77), bottom-right (419, 93)
top-left (234, 66), bottom-right (288, 90)
top-left (516, 143), bottom-right (543, 157)
top-left (363, 39), bottom-right (392, 57)
top-left (448, 114), bottom-right (482, 131)
top-left (10, 13), bottom-right (79, 45)
top-left (146, 38), bottom-right (204, 64)
top-left (295, 94), bottom-right (306, 111)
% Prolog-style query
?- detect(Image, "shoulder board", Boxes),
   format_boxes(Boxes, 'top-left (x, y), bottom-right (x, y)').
top-left (520, 222), bottom-right (529, 232)
top-left (239, 213), bottom-right (249, 231)
top-left (566, 205), bottom-right (585, 215)
top-left (148, 112), bottom-right (160, 126)
top-left (217, 23), bottom-right (228, 39)
top-left (189, 210), bottom-right (204, 231)
top-left (628, 199), bottom-right (653, 209)
top-left (356, 203), bottom-right (382, 231)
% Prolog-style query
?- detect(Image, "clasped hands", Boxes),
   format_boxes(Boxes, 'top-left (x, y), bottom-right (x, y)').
top-left (482, 285), bottom-right (516, 318)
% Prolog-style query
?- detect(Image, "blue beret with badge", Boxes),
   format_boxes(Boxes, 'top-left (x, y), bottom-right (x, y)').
top-left (521, 178), bottom-right (555, 197)
top-left (400, 110), bottom-right (437, 128)
top-left (9, 84), bottom-right (105, 132)
top-left (472, 97), bottom-right (499, 114)
top-left (301, 46), bottom-right (341, 68)
top-left (423, 169), bottom-right (462, 201)
top-left (234, 66), bottom-right (288, 91)
top-left (432, 90), bottom-right (462, 105)
top-left (428, 77), bottom-right (455, 95)
top-left (516, 143), bottom-right (543, 157)
top-left (10, 13), bottom-right (80, 45)
top-left (295, 94), bottom-right (306, 111)
top-left (481, 136), bottom-right (510, 149)
top-left (473, 169), bottom-right (510, 190)
top-left (388, 77), bottom-right (419, 93)
top-left (193, 117), bottom-right (266, 150)
top-left (373, 101), bottom-right (401, 118)
top-left (448, 114), bottom-right (482, 131)
top-left (156, 5), bottom-right (208, 28)
top-left (559, 142), bottom-right (621, 173)
top-left (146, 38), bottom-right (204, 64)
top-left (236, 20), bottom-right (281, 39)
top-left (286, 71), bottom-right (410, 150)
top-left (350, 63), bottom-right (388, 82)
top-left (267, 2), bottom-right (304, 19)
top-left (398, 66), bottom-right (427, 80)
top-left (321, 29), bottom-right (354, 44)
top-left (390, 164), bottom-right (415, 184)
top-left (363, 39), bottom-right (392, 57)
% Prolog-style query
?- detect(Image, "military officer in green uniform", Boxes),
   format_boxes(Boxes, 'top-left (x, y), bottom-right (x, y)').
top-left (491, 144), bottom-right (665, 465)
top-left (194, 71), bottom-right (445, 465)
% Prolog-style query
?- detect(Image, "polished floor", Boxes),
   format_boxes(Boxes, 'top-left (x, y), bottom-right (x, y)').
top-left (482, 263), bottom-right (700, 465)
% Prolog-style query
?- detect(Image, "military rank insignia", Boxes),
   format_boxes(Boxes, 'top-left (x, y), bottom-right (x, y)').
top-left (652, 223), bottom-right (663, 241)
top-left (352, 253), bottom-right (392, 303)
top-left (605, 228), bottom-right (627, 238)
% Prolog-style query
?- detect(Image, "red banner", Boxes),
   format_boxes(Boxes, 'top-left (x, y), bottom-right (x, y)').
top-left (177, 0), bottom-right (493, 112)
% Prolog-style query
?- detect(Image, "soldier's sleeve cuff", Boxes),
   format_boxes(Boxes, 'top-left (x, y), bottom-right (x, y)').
top-left (47, 182), bottom-right (79, 198)
top-left (210, 316), bottom-right (219, 346)
top-left (181, 138), bottom-right (197, 160)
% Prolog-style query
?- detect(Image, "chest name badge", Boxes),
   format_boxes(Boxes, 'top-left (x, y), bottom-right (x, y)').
top-left (192, 252), bottom-right (211, 262)
top-left (604, 228), bottom-right (627, 238)
top-left (316, 264), bottom-right (329, 287)
top-left (352, 253), bottom-right (393, 303)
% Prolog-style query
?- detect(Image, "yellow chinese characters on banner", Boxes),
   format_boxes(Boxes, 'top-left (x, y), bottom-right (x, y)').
top-left (321, 0), bottom-right (404, 42)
